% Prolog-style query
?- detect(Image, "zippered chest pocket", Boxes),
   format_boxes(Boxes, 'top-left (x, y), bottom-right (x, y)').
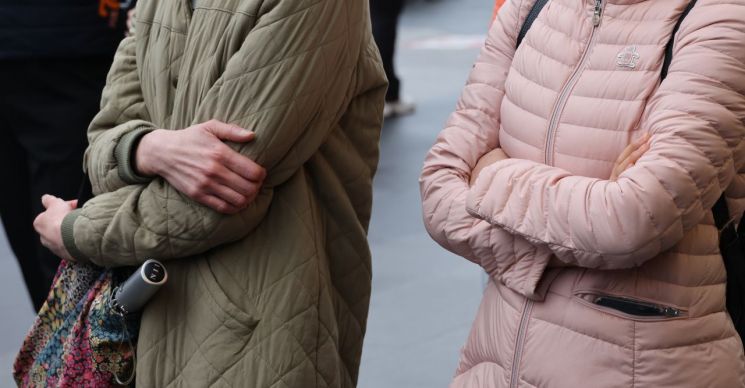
top-left (594, 296), bottom-right (682, 317)
top-left (575, 291), bottom-right (688, 321)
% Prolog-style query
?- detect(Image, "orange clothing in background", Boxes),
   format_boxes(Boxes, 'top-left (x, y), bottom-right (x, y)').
top-left (492, 0), bottom-right (505, 21)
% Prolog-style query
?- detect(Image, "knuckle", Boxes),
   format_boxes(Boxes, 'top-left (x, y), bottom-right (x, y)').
top-left (199, 195), bottom-right (214, 206)
top-left (216, 203), bottom-right (230, 213)
top-left (188, 187), bottom-right (202, 198)
top-left (204, 161), bottom-right (220, 177)
top-left (195, 177), bottom-right (211, 191)
top-left (206, 146), bottom-right (225, 163)
top-left (257, 166), bottom-right (267, 181)
top-left (213, 149), bottom-right (226, 163)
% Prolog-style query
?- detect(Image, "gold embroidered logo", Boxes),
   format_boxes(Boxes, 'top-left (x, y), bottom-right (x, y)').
top-left (617, 46), bottom-right (640, 69)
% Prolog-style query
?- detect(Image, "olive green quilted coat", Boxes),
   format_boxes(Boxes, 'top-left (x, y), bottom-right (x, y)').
top-left (59, 0), bottom-right (387, 386)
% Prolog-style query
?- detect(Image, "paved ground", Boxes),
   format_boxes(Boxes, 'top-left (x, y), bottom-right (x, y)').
top-left (0, 1), bottom-right (492, 386)
top-left (0, 223), bottom-right (33, 387)
top-left (358, 1), bottom-right (492, 387)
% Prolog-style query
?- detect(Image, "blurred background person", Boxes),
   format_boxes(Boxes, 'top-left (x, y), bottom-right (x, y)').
top-left (492, 0), bottom-right (505, 20)
top-left (0, 0), bottom-right (129, 311)
top-left (370, 0), bottom-right (416, 119)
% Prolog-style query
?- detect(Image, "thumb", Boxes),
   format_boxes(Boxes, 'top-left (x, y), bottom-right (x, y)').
top-left (41, 194), bottom-right (62, 209)
top-left (204, 120), bottom-right (255, 143)
top-left (66, 199), bottom-right (79, 209)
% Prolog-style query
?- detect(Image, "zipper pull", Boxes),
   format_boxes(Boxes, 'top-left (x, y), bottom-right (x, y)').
top-left (593, 0), bottom-right (603, 27)
top-left (661, 307), bottom-right (681, 317)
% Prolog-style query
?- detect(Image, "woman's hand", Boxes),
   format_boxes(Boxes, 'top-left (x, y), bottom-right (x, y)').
top-left (470, 148), bottom-right (509, 186)
top-left (34, 195), bottom-right (76, 261)
top-left (136, 120), bottom-right (267, 214)
top-left (610, 133), bottom-right (650, 181)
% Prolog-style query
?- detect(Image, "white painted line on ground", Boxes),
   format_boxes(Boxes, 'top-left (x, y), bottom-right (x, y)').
top-left (404, 34), bottom-right (485, 50)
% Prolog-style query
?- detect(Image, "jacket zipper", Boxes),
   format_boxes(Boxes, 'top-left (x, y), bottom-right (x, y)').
top-left (544, 0), bottom-right (605, 166)
top-left (509, 299), bottom-right (534, 388)
top-left (508, 4), bottom-right (604, 386)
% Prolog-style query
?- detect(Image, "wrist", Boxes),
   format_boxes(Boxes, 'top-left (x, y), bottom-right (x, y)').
top-left (60, 209), bottom-right (88, 263)
top-left (135, 129), bottom-right (165, 176)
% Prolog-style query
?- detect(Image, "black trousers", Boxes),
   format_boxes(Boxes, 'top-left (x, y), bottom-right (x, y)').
top-left (0, 57), bottom-right (110, 311)
top-left (370, 0), bottom-right (404, 102)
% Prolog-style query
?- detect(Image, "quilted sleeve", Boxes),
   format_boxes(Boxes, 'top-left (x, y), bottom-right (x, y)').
top-left (60, 0), bottom-right (385, 267)
top-left (84, 34), bottom-right (158, 195)
top-left (420, 0), bottom-right (555, 298)
top-left (466, 5), bottom-right (745, 270)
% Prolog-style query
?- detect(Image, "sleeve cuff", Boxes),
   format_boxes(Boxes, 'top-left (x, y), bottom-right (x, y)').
top-left (61, 209), bottom-right (89, 263)
top-left (115, 126), bottom-right (154, 185)
top-left (466, 158), bottom-right (520, 218)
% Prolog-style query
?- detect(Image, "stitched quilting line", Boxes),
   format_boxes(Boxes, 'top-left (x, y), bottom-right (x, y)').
top-left (181, 308), bottom-right (252, 388)
top-left (151, 285), bottom-right (325, 388)
top-left (206, 228), bottom-right (365, 385)
top-left (192, 6), bottom-right (256, 18)
top-left (274, 192), bottom-right (370, 333)
top-left (133, 170), bottom-right (370, 382)
top-left (137, 4), bottom-right (358, 229)
top-left (220, 4), bottom-right (349, 83)
top-left (137, 19), bottom-right (188, 36)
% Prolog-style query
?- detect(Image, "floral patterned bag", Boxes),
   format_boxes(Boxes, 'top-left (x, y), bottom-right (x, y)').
top-left (12, 260), bottom-right (139, 387)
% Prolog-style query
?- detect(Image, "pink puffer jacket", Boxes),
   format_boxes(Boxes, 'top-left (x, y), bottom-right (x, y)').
top-left (420, 0), bottom-right (745, 387)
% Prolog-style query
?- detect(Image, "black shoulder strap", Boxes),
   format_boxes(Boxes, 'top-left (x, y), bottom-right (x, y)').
top-left (660, 0), bottom-right (698, 81)
top-left (714, 195), bottom-right (731, 231)
top-left (516, 0), bottom-right (549, 49)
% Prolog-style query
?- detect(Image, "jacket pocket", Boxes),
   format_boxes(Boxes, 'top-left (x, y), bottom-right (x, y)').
top-left (574, 290), bottom-right (688, 322)
top-left (197, 259), bottom-right (260, 335)
top-left (194, 259), bottom-right (260, 375)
